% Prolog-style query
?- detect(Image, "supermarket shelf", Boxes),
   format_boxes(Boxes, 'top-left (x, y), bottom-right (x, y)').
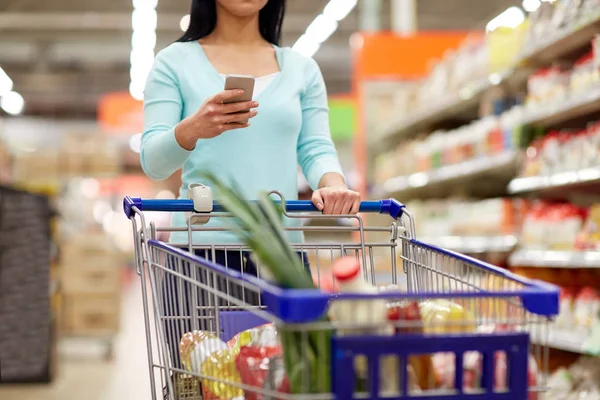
top-left (531, 328), bottom-right (597, 355)
top-left (519, 16), bottom-right (600, 67)
top-left (420, 235), bottom-right (518, 254)
top-left (378, 150), bottom-right (519, 198)
top-left (377, 76), bottom-right (495, 143)
top-left (508, 167), bottom-right (600, 194)
top-left (510, 249), bottom-right (600, 268)
top-left (518, 86), bottom-right (600, 128)
top-left (374, 16), bottom-right (600, 145)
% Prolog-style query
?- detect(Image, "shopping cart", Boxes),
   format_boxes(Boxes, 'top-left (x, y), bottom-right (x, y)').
top-left (124, 194), bottom-right (559, 400)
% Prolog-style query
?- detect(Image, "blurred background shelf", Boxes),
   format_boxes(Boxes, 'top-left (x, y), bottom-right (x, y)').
top-left (510, 250), bottom-right (600, 268)
top-left (532, 329), bottom-right (598, 355)
top-left (377, 150), bottom-right (519, 199)
top-left (508, 167), bottom-right (600, 195)
top-left (519, 15), bottom-right (600, 66)
top-left (421, 235), bottom-right (518, 254)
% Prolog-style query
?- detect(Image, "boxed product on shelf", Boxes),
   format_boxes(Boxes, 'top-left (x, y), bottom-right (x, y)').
top-left (570, 52), bottom-right (597, 94)
top-left (61, 294), bottom-right (120, 336)
top-left (374, 115), bottom-right (519, 185)
top-left (546, 356), bottom-right (600, 398)
top-left (11, 150), bottom-right (61, 184)
top-left (519, 122), bottom-right (600, 178)
top-left (59, 231), bottom-right (123, 336)
top-left (521, 201), bottom-right (588, 250)
top-left (486, 23), bottom-right (528, 73)
top-left (526, 65), bottom-right (572, 108)
top-left (407, 198), bottom-right (523, 238)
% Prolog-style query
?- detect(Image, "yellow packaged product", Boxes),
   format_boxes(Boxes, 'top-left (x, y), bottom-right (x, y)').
top-left (420, 299), bottom-right (476, 334)
top-left (201, 348), bottom-right (244, 399)
top-left (179, 330), bottom-right (219, 372)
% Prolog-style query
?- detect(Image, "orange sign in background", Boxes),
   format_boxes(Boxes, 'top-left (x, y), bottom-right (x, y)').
top-left (97, 92), bottom-right (144, 134)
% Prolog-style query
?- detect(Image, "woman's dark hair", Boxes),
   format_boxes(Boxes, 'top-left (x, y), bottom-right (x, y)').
top-left (178, 0), bottom-right (285, 45)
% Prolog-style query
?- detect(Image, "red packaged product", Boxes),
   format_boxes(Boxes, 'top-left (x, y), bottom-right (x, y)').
top-left (235, 345), bottom-right (286, 400)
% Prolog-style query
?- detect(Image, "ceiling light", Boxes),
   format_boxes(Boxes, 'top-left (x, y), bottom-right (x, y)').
top-left (305, 14), bottom-right (338, 44)
top-left (129, 82), bottom-right (144, 101)
top-left (130, 0), bottom-right (158, 100)
top-left (292, 0), bottom-right (356, 58)
top-left (323, 0), bottom-right (358, 21)
top-left (129, 133), bottom-right (142, 153)
top-left (486, 6), bottom-right (525, 32)
top-left (180, 14), bottom-right (190, 32)
top-left (292, 35), bottom-right (321, 58)
top-left (132, 30), bottom-right (157, 50)
top-left (132, 0), bottom-right (158, 9)
top-left (522, 0), bottom-right (541, 12)
top-left (1, 91), bottom-right (24, 115)
top-left (132, 8), bottom-right (158, 32)
top-left (0, 68), bottom-right (13, 97)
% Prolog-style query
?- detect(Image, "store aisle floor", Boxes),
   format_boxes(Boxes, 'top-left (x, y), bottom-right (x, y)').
top-left (0, 277), bottom-right (154, 400)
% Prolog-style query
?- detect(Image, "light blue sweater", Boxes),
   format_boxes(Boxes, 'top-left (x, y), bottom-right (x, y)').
top-left (141, 41), bottom-right (344, 244)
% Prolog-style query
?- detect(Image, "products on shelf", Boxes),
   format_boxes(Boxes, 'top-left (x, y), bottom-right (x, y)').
top-left (526, 66), bottom-right (571, 108)
top-left (521, 201), bottom-right (587, 250)
top-left (405, 198), bottom-right (524, 238)
top-left (545, 357), bottom-right (600, 399)
top-left (374, 116), bottom-right (517, 185)
top-left (519, 123), bottom-right (600, 178)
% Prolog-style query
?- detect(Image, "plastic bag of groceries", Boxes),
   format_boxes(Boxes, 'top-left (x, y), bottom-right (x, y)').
top-left (229, 324), bottom-right (290, 400)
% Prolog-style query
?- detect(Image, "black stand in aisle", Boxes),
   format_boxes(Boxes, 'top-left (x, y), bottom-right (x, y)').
top-left (0, 185), bottom-right (53, 383)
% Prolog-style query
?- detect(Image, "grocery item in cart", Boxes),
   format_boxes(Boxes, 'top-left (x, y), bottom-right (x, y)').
top-left (228, 323), bottom-right (289, 400)
top-left (179, 331), bottom-right (243, 399)
top-left (330, 257), bottom-right (397, 393)
top-left (201, 348), bottom-right (244, 399)
top-left (179, 330), bottom-right (224, 372)
top-left (387, 298), bottom-right (437, 390)
top-left (420, 299), bottom-right (477, 334)
top-left (330, 257), bottom-right (392, 335)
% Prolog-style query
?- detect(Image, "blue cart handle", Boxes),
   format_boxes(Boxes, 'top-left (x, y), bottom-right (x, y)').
top-left (123, 196), bottom-right (405, 219)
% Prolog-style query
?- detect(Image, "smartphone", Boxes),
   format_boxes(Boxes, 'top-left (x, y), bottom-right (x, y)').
top-left (224, 74), bottom-right (255, 123)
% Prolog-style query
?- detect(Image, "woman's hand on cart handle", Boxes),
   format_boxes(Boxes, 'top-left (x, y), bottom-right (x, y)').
top-left (175, 89), bottom-right (259, 150)
top-left (312, 172), bottom-right (361, 214)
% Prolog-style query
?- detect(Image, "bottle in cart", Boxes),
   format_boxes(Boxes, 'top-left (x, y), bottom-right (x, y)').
top-left (330, 257), bottom-right (397, 394)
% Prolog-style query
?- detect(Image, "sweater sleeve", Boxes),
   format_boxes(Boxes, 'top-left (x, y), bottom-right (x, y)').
top-left (296, 58), bottom-right (345, 190)
top-left (140, 51), bottom-right (192, 181)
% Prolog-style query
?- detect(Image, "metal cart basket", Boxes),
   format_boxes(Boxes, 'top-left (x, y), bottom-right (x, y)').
top-left (123, 195), bottom-right (558, 400)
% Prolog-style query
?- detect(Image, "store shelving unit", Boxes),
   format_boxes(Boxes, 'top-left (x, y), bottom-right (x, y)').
top-left (532, 328), bottom-right (598, 355)
top-left (379, 150), bottom-right (519, 198)
top-left (519, 16), bottom-right (600, 66)
top-left (510, 250), bottom-right (600, 268)
top-left (368, 10), bottom-right (600, 366)
top-left (508, 167), bottom-right (600, 195)
top-left (375, 15), bottom-right (600, 146)
top-left (377, 76), bottom-right (494, 143)
top-left (519, 86), bottom-right (600, 128)
top-left (421, 235), bottom-right (518, 254)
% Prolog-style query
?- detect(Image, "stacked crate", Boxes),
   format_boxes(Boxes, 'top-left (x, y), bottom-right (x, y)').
top-left (60, 232), bottom-right (122, 337)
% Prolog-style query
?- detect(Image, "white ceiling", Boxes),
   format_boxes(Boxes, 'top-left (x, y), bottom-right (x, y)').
top-left (0, 0), bottom-right (516, 118)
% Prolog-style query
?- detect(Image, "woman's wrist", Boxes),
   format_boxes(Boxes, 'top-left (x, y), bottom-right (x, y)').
top-left (174, 117), bottom-right (198, 151)
top-left (318, 172), bottom-right (347, 189)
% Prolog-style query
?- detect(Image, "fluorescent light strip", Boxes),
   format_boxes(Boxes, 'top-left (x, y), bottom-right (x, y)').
top-left (0, 66), bottom-right (24, 115)
top-left (292, 0), bottom-right (357, 58)
top-left (486, 6), bottom-right (525, 32)
top-left (129, 0), bottom-right (158, 100)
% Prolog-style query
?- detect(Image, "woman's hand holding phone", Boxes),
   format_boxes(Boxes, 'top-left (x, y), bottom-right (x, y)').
top-left (175, 89), bottom-right (258, 151)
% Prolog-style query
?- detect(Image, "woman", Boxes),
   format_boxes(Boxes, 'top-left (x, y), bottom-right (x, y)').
top-left (140, 0), bottom-right (359, 382)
